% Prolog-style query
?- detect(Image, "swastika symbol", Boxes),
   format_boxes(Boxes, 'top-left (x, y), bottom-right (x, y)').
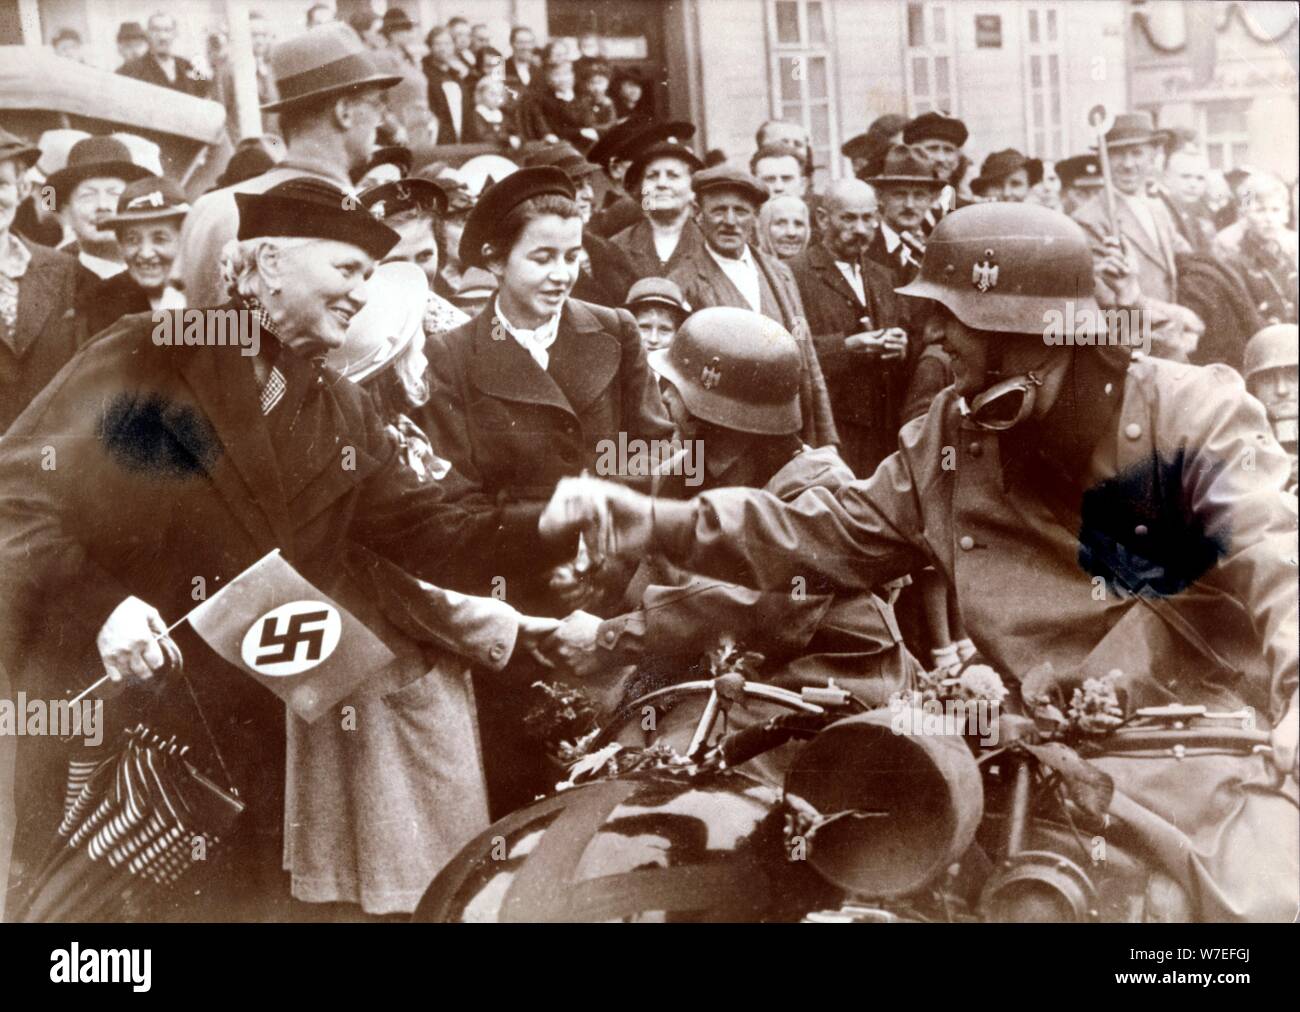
top-left (255, 609), bottom-right (331, 665)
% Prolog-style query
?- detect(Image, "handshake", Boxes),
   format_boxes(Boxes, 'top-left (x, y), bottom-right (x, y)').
top-left (537, 476), bottom-right (660, 569)
top-left (516, 609), bottom-right (608, 679)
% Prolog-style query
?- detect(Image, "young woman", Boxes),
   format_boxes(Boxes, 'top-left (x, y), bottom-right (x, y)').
top-left (416, 167), bottom-right (671, 816)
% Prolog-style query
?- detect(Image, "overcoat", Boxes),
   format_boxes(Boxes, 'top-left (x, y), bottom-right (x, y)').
top-left (610, 216), bottom-right (706, 281)
top-left (787, 243), bottom-right (910, 476)
top-left (647, 353), bottom-right (1300, 921)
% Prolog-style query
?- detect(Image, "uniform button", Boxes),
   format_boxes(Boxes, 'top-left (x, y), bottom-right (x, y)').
top-left (1124, 423), bottom-right (1142, 440)
top-left (1104, 383), bottom-right (1114, 396)
top-left (489, 643), bottom-right (506, 662)
top-left (602, 629), bottom-right (617, 646)
top-left (1134, 524), bottom-right (1148, 536)
top-left (959, 535), bottom-right (975, 551)
top-left (968, 441), bottom-right (982, 458)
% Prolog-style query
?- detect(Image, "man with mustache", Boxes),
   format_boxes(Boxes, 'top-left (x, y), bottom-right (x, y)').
top-left (668, 165), bottom-right (838, 450)
top-left (788, 178), bottom-right (908, 477)
top-left (48, 136), bottom-right (150, 281)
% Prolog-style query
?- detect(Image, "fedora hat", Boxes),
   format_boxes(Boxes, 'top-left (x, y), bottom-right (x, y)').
top-left (586, 113), bottom-right (654, 169)
top-left (970, 148), bottom-right (1043, 195)
top-left (1056, 154), bottom-right (1103, 191)
top-left (103, 175), bottom-right (190, 227)
top-left (46, 135), bottom-right (150, 204)
top-left (459, 167), bottom-right (574, 269)
top-left (522, 141), bottom-right (599, 184)
top-left (867, 144), bottom-right (946, 188)
top-left (262, 22), bottom-right (402, 113)
top-left (235, 176), bottom-right (399, 260)
top-left (1093, 111), bottom-right (1170, 151)
top-left (0, 127), bottom-right (40, 172)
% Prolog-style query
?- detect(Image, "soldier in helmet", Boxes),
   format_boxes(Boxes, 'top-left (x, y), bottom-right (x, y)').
top-left (1243, 323), bottom-right (1298, 493)
top-left (541, 202), bottom-right (1300, 922)
top-left (540, 306), bottom-right (919, 721)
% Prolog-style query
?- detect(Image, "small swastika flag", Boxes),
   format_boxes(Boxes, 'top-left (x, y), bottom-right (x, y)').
top-left (187, 549), bottom-right (396, 723)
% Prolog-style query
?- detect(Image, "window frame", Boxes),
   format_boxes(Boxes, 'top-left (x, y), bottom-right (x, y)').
top-left (902, 1), bottom-right (958, 119)
top-left (765, 0), bottom-right (841, 184)
top-left (1021, 3), bottom-right (1069, 160)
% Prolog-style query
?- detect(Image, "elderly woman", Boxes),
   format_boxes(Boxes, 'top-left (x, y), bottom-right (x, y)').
top-left (757, 193), bottom-right (810, 260)
top-left (610, 122), bottom-right (706, 278)
top-left (0, 177), bottom-right (568, 921)
top-left (417, 167), bottom-right (672, 816)
top-left (87, 175), bottom-right (189, 335)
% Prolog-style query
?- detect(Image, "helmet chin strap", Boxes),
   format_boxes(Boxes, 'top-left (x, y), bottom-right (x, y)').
top-left (958, 371), bottom-right (1043, 431)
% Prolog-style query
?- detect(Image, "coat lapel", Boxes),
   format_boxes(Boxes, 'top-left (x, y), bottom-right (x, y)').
top-left (174, 323), bottom-right (291, 551)
top-left (10, 243), bottom-right (66, 359)
top-left (546, 301), bottom-right (622, 414)
top-left (809, 244), bottom-right (866, 311)
top-left (1117, 198), bottom-right (1167, 275)
top-left (466, 306), bottom-right (575, 416)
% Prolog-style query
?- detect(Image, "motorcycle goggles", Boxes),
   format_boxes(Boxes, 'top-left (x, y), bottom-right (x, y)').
top-left (957, 371), bottom-right (1042, 431)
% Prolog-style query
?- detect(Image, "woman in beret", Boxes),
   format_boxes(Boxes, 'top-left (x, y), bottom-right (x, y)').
top-left (416, 166), bottom-right (672, 816)
top-left (0, 176), bottom-right (566, 920)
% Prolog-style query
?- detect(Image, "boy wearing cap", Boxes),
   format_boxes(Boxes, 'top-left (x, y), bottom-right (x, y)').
top-left (624, 277), bottom-right (690, 352)
top-left (87, 176), bottom-right (190, 335)
top-left (669, 164), bottom-right (838, 450)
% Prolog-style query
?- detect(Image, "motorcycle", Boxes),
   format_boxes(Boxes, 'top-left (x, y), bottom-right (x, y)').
top-left (412, 671), bottom-right (1274, 922)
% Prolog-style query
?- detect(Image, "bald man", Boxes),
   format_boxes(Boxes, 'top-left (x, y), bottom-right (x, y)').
top-left (788, 179), bottom-right (912, 476)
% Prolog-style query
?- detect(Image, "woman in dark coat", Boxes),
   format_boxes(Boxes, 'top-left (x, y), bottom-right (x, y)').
top-left (0, 177), bottom-right (567, 921)
top-left (416, 167), bottom-right (671, 816)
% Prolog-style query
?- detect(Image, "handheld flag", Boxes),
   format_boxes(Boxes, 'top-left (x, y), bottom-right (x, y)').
top-left (187, 550), bottom-right (397, 723)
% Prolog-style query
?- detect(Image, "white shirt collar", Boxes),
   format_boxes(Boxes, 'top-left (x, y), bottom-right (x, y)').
top-left (495, 298), bottom-right (561, 370)
top-left (705, 241), bottom-right (757, 272)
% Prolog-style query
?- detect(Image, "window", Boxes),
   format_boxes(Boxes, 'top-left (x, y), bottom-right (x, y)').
top-left (1199, 99), bottom-right (1251, 171)
top-left (1022, 5), bottom-right (1066, 158)
top-left (766, 1), bottom-right (838, 184)
top-left (904, 2), bottom-right (956, 116)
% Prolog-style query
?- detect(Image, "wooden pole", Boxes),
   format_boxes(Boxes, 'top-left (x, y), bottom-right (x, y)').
top-left (222, 0), bottom-right (262, 141)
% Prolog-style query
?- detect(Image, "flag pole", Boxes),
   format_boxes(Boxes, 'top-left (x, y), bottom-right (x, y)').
top-left (69, 549), bottom-right (282, 707)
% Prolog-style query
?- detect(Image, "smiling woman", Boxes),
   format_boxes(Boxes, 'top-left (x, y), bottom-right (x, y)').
top-left (417, 167), bottom-right (672, 818)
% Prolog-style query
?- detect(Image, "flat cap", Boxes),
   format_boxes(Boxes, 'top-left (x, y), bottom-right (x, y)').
top-left (691, 165), bottom-right (769, 206)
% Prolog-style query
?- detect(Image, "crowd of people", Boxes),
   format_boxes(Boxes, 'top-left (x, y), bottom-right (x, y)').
top-left (1, 11), bottom-right (1297, 923)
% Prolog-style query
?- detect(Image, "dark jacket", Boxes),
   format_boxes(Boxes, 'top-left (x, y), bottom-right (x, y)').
top-left (591, 192), bottom-right (642, 240)
top-left (422, 59), bottom-right (472, 145)
top-left (535, 91), bottom-right (591, 148)
top-left (415, 297), bottom-right (671, 610)
top-left (611, 216), bottom-right (706, 281)
top-left (0, 306), bottom-right (562, 917)
top-left (0, 239), bottom-right (94, 433)
top-left (117, 53), bottom-right (209, 98)
top-left (668, 240), bottom-right (840, 449)
top-left (573, 232), bottom-right (638, 308)
top-left (85, 269), bottom-right (152, 340)
top-left (787, 243), bottom-right (910, 475)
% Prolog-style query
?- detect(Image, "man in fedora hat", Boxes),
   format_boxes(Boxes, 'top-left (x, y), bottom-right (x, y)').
top-left (864, 144), bottom-right (944, 290)
top-left (86, 176), bottom-right (190, 335)
top-left (175, 22), bottom-right (402, 308)
top-left (1072, 111), bottom-right (1203, 361)
top-left (970, 149), bottom-right (1043, 203)
top-left (845, 113), bottom-right (907, 180)
top-left (115, 21), bottom-right (148, 69)
top-left (47, 135), bottom-right (151, 280)
top-left (117, 11), bottom-right (209, 98)
top-left (668, 165), bottom-right (838, 450)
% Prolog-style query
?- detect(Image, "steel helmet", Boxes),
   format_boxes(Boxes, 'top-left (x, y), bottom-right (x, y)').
top-left (647, 306), bottom-right (802, 435)
top-left (1243, 324), bottom-right (1299, 381)
top-left (897, 202), bottom-right (1098, 334)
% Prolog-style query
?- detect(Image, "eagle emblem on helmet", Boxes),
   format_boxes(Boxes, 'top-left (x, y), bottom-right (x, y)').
top-left (700, 357), bottom-right (723, 390)
top-left (972, 249), bottom-right (999, 292)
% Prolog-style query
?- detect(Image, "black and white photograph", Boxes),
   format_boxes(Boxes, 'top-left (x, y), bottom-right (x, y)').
top-left (0, 0), bottom-right (1296, 972)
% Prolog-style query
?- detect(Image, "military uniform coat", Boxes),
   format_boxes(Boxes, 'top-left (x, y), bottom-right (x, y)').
top-left (649, 354), bottom-right (1299, 921)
